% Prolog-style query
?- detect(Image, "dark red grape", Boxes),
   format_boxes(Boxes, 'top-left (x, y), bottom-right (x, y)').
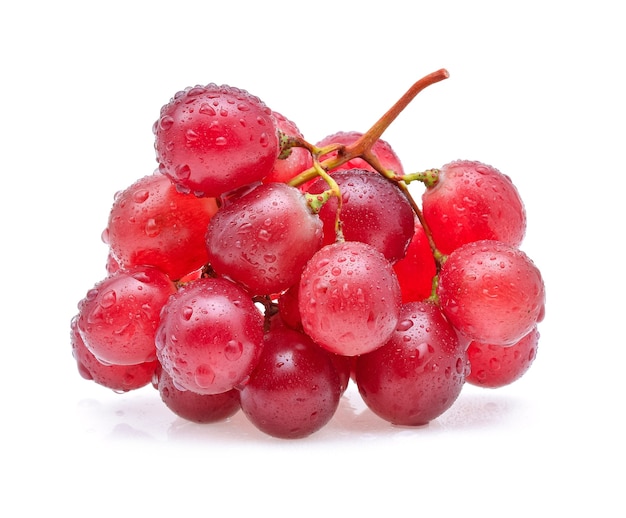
top-left (155, 366), bottom-right (241, 423)
top-left (355, 301), bottom-right (467, 426)
top-left (305, 169), bottom-right (415, 263)
top-left (239, 322), bottom-right (342, 439)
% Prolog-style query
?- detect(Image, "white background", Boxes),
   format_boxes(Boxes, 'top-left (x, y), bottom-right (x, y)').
top-left (2, 1), bottom-right (624, 516)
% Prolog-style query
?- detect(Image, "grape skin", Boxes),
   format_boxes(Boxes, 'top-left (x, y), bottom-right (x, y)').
top-left (466, 326), bottom-right (539, 388)
top-left (298, 241), bottom-right (402, 356)
top-left (239, 319), bottom-right (342, 439)
top-left (437, 240), bottom-right (545, 346)
top-left (155, 366), bottom-right (241, 423)
top-left (76, 265), bottom-right (177, 366)
top-left (71, 316), bottom-right (158, 393)
top-left (105, 171), bottom-right (219, 281)
top-left (205, 182), bottom-right (323, 295)
top-left (155, 277), bottom-right (264, 395)
top-left (154, 84), bottom-right (279, 198)
top-left (355, 301), bottom-right (467, 426)
top-left (422, 160), bottom-right (526, 255)
top-left (305, 169), bottom-right (415, 263)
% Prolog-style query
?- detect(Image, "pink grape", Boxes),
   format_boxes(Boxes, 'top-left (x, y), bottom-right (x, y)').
top-left (466, 326), bottom-right (539, 388)
top-left (437, 240), bottom-right (545, 346)
top-left (355, 301), bottom-right (467, 426)
top-left (393, 217), bottom-right (438, 302)
top-left (205, 182), bottom-right (323, 295)
top-left (104, 171), bottom-right (218, 281)
top-left (239, 319), bottom-right (342, 439)
top-left (76, 265), bottom-right (176, 365)
top-left (71, 316), bottom-right (158, 392)
top-left (154, 84), bottom-right (279, 198)
top-left (298, 240), bottom-right (402, 356)
top-left (154, 366), bottom-right (241, 423)
top-left (155, 277), bottom-right (264, 395)
top-left (422, 160), bottom-right (526, 254)
top-left (305, 169), bottom-right (415, 263)
top-left (263, 112), bottom-right (313, 184)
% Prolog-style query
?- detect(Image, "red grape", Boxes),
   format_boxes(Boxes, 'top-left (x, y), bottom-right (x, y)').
top-left (422, 160), bottom-right (526, 254)
top-left (239, 321), bottom-right (342, 439)
top-left (155, 277), bottom-right (264, 395)
top-left (437, 240), bottom-right (545, 346)
top-left (298, 240), bottom-right (402, 356)
top-left (154, 366), bottom-right (241, 423)
top-left (263, 112), bottom-right (313, 184)
top-left (466, 326), bottom-right (539, 388)
top-left (392, 217), bottom-right (437, 302)
top-left (71, 316), bottom-right (158, 392)
top-left (305, 169), bottom-right (415, 263)
top-left (205, 182), bottom-right (323, 295)
top-left (76, 265), bottom-right (176, 365)
top-left (154, 84), bottom-right (279, 198)
top-left (355, 301), bottom-right (467, 426)
top-left (104, 171), bottom-right (218, 281)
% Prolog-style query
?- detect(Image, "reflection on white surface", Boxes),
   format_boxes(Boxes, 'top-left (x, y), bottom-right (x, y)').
top-left (75, 381), bottom-right (526, 444)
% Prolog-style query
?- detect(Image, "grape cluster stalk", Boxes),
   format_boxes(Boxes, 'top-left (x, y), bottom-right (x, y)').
top-left (71, 69), bottom-right (546, 439)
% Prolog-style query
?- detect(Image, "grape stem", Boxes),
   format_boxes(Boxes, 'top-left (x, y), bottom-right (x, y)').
top-left (288, 68), bottom-right (450, 187)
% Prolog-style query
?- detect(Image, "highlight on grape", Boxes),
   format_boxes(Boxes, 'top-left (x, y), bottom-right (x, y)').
top-left (71, 69), bottom-right (546, 439)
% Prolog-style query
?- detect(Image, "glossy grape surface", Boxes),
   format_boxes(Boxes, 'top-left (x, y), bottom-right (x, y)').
top-left (205, 182), bottom-right (323, 295)
top-left (71, 316), bottom-right (158, 392)
top-left (466, 327), bottom-right (539, 388)
top-left (105, 172), bottom-right (218, 281)
top-left (77, 265), bottom-right (176, 365)
top-left (298, 241), bottom-right (402, 356)
top-left (355, 301), bottom-right (467, 426)
top-left (437, 240), bottom-right (545, 345)
top-left (422, 160), bottom-right (526, 254)
top-left (305, 169), bottom-right (415, 263)
top-left (155, 366), bottom-right (241, 423)
top-left (239, 320), bottom-right (342, 439)
top-left (154, 84), bottom-right (279, 198)
top-left (155, 277), bottom-right (264, 395)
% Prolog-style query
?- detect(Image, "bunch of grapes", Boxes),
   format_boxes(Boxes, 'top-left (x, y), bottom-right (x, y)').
top-left (71, 69), bottom-right (546, 439)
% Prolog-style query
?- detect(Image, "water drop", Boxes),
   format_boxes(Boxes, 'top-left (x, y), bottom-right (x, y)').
top-left (396, 319), bottom-right (414, 332)
top-left (174, 164), bottom-right (191, 181)
top-left (194, 364), bottom-right (216, 388)
top-left (100, 290), bottom-right (116, 308)
top-left (224, 340), bottom-right (243, 361)
top-left (159, 115), bottom-right (174, 131)
top-left (199, 103), bottom-right (216, 116)
top-left (144, 218), bottom-right (160, 237)
top-left (133, 189), bottom-right (149, 203)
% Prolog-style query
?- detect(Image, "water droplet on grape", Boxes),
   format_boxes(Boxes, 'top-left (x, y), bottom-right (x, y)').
top-left (159, 115), bottom-right (174, 131)
top-left (184, 129), bottom-right (199, 144)
top-left (174, 164), bottom-right (191, 181)
top-left (132, 189), bottom-right (150, 203)
top-left (216, 136), bottom-right (227, 146)
top-left (182, 306), bottom-right (193, 321)
top-left (396, 319), bottom-right (414, 332)
top-left (194, 364), bottom-right (216, 388)
top-left (224, 340), bottom-right (243, 361)
top-left (144, 218), bottom-right (160, 237)
top-left (199, 103), bottom-right (216, 116)
top-left (100, 290), bottom-right (116, 308)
